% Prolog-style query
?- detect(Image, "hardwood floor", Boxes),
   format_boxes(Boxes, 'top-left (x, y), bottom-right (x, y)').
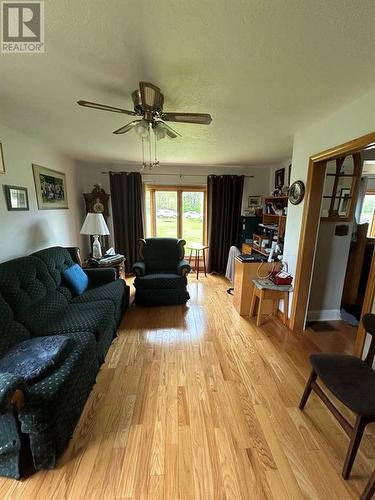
top-left (1, 275), bottom-right (374, 499)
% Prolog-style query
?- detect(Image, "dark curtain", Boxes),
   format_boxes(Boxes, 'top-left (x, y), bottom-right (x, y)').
top-left (109, 172), bottom-right (144, 273)
top-left (207, 175), bottom-right (244, 273)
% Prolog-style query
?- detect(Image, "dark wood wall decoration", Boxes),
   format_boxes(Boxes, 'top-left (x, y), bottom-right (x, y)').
top-left (83, 184), bottom-right (110, 252)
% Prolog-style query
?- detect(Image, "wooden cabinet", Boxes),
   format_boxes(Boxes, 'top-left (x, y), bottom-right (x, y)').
top-left (320, 154), bottom-right (362, 221)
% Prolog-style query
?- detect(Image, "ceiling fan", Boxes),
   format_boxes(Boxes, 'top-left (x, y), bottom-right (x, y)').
top-left (77, 81), bottom-right (212, 139)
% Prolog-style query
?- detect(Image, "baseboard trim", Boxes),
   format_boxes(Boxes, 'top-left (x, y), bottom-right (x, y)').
top-left (307, 309), bottom-right (341, 321)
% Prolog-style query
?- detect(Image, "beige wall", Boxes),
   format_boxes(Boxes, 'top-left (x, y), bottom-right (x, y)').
top-left (0, 122), bottom-right (81, 262)
top-left (284, 85), bottom-right (375, 326)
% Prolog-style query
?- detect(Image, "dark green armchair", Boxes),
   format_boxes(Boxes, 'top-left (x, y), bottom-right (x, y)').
top-left (132, 238), bottom-right (191, 306)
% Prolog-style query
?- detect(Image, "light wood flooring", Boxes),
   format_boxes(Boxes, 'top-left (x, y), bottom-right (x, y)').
top-left (1, 275), bottom-right (374, 499)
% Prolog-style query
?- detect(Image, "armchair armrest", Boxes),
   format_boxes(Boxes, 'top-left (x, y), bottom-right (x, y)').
top-left (177, 260), bottom-right (191, 277)
top-left (0, 373), bottom-right (27, 413)
top-left (132, 261), bottom-right (146, 277)
top-left (84, 267), bottom-right (116, 285)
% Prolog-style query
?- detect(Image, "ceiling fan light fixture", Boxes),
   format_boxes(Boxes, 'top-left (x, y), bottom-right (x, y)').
top-left (134, 119), bottom-right (149, 138)
top-left (153, 122), bottom-right (167, 140)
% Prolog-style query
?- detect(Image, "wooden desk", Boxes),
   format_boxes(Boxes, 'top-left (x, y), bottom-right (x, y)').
top-left (233, 257), bottom-right (274, 316)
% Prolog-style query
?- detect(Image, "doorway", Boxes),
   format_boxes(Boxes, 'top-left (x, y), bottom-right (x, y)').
top-left (289, 131), bottom-right (375, 358)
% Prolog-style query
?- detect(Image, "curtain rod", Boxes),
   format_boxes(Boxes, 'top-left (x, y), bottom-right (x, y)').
top-left (101, 171), bottom-right (254, 178)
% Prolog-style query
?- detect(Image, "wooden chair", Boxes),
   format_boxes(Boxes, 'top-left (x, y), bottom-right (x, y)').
top-left (360, 469), bottom-right (375, 500)
top-left (299, 313), bottom-right (375, 479)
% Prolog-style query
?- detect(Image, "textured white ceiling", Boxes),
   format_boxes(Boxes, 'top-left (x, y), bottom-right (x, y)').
top-left (1, 0), bottom-right (375, 165)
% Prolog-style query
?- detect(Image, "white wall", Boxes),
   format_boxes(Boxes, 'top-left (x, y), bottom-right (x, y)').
top-left (307, 221), bottom-right (353, 319)
top-left (284, 85), bottom-right (375, 325)
top-left (0, 123), bottom-right (81, 262)
top-left (75, 160), bottom-right (274, 256)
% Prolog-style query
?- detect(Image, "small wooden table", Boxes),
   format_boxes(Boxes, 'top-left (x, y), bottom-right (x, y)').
top-left (187, 244), bottom-right (209, 279)
top-left (250, 278), bottom-right (292, 327)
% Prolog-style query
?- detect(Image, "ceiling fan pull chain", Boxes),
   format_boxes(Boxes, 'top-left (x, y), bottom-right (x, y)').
top-left (141, 136), bottom-right (146, 170)
top-left (148, 124), bottom-right (152, 170)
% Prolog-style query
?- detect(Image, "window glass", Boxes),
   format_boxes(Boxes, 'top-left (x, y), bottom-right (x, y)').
top-left (155, 191), bottom-right (177, 237)
top-left (145, 189), bottom-right (151, 237)
top-left (360, 193), bottom-right (375, 236)
top-left (182, 192), bottom-right (204, 246)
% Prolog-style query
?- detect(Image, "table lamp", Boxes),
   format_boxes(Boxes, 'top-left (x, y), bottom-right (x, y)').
top-left (80, 213), bottom-right (110, 259)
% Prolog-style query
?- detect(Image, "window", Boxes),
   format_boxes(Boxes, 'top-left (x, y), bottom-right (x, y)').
top-left (360, 191), bottom-right (375, 237)
top-left (145, 185), bottom-right (206, 246)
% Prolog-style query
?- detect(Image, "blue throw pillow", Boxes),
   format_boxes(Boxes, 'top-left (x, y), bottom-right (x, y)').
top-left (63, 263), bottom-right (89, 295)
top-left (0, 336), bottom-right (70, 382)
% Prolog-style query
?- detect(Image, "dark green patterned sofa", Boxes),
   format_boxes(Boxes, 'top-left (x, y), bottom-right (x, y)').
top-left (0, 246), bottom-right (129, 479)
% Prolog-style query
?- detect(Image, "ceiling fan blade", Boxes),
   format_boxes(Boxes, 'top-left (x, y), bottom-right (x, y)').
top-left (161, 112), bottom-right (212, 125)
top-left (161, 122), bottom-right (181, 138)
top-left (77, 100), bottom-right (136, 116)
top-left (113, 120), bottom-right (140, 134)
top-left (139, 81), bottom-right (162, 111)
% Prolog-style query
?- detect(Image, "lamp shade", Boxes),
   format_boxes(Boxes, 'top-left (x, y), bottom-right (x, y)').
top-left (80, 213), bottom-right (110, 235)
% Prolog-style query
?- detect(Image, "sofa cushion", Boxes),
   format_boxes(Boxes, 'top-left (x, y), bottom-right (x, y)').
top-left (32, 247), bottom-right (76, 300)
top-left (0, 336), bottom-right (70, 382)
top-left (71, 279), bottom-right (125, 313)
top-left (37, 301), bottom-right (115, 338)
top-left (18, 291), bottom-right (69, 335)
top-left (0, 256), bottom-right (56, 318)
top-left (63, 264), bottom-right (89, 296)
top-left (0, 294), bottom-right (31, 359)
top-left (134, 273), bottom-right (187, 290)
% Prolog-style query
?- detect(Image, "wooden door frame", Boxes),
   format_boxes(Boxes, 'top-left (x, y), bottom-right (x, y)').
top-left (289, 130), bottom-right (375, 358)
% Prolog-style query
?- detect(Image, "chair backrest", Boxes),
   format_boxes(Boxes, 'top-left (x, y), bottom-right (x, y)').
top-left (139, 238), bottom-right (185, 273)
top-left (362, 313), bottom-right (375, 366)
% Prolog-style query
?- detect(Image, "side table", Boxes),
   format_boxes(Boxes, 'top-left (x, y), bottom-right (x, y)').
top-left (187, 243), bottom-right (209, 279)
top-left (82, 257), bottom-right (126, 280)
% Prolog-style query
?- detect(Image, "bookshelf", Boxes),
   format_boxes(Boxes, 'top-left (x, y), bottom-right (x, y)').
top-left (241, 196), bottom-right (288, 256)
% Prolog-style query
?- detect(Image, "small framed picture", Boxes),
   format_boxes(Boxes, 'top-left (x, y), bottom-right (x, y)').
top-left (3, 185), bottom-right (29, 211)
top-left (0, 143), bottom-right (5, 174)
top-left (275, 168), bottom-right (285, 188)
top-left (248, 195), bottom-right (262, 207)
top-left (32, 164), bottom-right (68, 209)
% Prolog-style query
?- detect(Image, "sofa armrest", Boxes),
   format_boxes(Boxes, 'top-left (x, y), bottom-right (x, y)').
top-left (84, 267), bottom-right (116, 285)
top-left (177, 260), bottom-right (191, 277)
top-left (0, 373), bottom-right (27, 413)
top-left (133, 261), bottom-right (146, 277)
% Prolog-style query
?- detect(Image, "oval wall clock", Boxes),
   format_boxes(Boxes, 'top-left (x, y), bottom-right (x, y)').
top-left (288, 180), bottom-right (305, 205)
